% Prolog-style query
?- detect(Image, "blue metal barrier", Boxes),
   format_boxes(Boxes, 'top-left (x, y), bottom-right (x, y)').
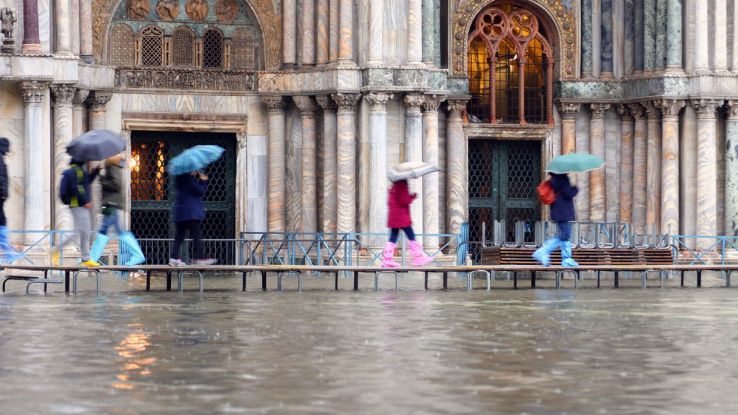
top-left (671, 235), bottom-right (738, 265)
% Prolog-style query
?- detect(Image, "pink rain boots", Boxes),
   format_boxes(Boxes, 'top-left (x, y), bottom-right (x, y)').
top-left (382, 242), bottom-right (400, 268)
top-left (408, 240), bottom-right (434, 266)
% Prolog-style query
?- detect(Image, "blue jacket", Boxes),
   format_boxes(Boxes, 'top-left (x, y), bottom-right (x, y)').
top-left (61, 162), bottom-right (99, 207)
top-left (549, 173), bottom-right (578, 222)
top-left (173, 174), bottom-right (208, 222)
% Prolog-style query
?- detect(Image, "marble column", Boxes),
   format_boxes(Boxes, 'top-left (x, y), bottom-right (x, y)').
top-left (22, 0), bottom-right (42, 54)
top-left (725, 101), bottom-right (738, 235)
top-left (333, 93), bottom-right (360, 233)
top-left (294, 96), bottom-right (319, 233)
top-left (633, 0), bottom-right (644, 72)
top-left (21, 81), bottom-right (48, 240)
top-left (329, 0), bottom-right (339, 63)
top-left (581, 0), bottom-right (593, 77)
top-left (55, 0), bottom-right (72, 55)
top-left (643, 0), bottom-right (657, 71)
top-left (367, 0), bottom-right (383, 65)
top-left (71, 0), bottom-right (80, 55)
top-left (658, 99), bottom-right (685, 235)
top-left (592, 0), bottom-right (601, 77)
top-left (404, 94), bottom-right (425, 237)
top-left (72, 89), bottom-right (89, 138)
top-left (693, 100), bottom-right (720, 245)
top-left (628, 103), bottom-right (647, 234)
top-left (264, 96), bottom-right (287, 233)
top-left (714, 0), bottom-right (728, 72)
top-left (407, 0), bottom-right (423, 65)
top-left (624, 0), bottom-right (634, 74)
top-left (422, 0), bottom-right (435, 64)
top-left (601, 0), bottom-right (614, 77)
top-left (446, 98), bottom-right (469, 239)
top-left (366, 93), bottom-right (392, 244)
top-left (236, 134), bottom-right (248, 233)
top-left (300, 0), bottom-right (316, 66)
top-left (282, 0), bottom-right (297, 67)
top-left (317, 96), bottom-right (338, 234)
top-left (644, 102), bottom-right (661, 233)
top-left (337, 0), bottom-right (355, 66)
top-left (80, 0), bottom-right (93, 62)
top-left (655, 0), bottom-right (666, 69)
top-left (559, 102), bottom-right (580, 154)
top-left (317, 0), bottom-right (329, 65)
top-left (51, 84), bottom-right (76, 232)
top-left (733, 2), bottom-right (738, 73)
top-left (86, 91), bottom-right (112, 230)
top-left (680, 104), bottom-right (698, 245)
top-left (665, 0), bottom-right (682, 70)
top-left (422, 94), bottom-right (445, 248)
top-left (618, 105), bottom-right (635, 223)
top-left (589, 104), bottom-right (609, 222)
top-left (694, 0), bottom-right (709, 72)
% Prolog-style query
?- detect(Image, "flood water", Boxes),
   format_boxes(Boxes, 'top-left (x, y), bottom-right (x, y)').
top-left (2, 273), bottom-right (738, 414)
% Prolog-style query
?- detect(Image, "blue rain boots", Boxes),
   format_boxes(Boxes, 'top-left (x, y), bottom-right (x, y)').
top-left (0, 226), bottom-right (20, 263)
top-left (532, 238), bottom-right (561, 266)
top-left (89, 233), bottom-right (110, 264)
top-left (119, 232), bottom-right (145, 266)
top-left (560, 241), bottom-right (579, 267)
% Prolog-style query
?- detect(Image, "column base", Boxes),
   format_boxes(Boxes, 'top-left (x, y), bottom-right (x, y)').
top-left (281, 63), bottom-right (297, 70)
top-left (21, 44), bottom-right (43, 55)
top-left (600, 71), bottom-right (614, 80)
top-left (336, 59), bottom-right (357, 69)
top-left (80, 55), bottom-right (94, 64)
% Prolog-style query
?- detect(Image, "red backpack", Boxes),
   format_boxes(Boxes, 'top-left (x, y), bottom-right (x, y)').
top-left (537, 180), bottom-right (556, 205)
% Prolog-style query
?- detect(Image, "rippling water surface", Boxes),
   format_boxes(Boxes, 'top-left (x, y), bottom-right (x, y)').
top-left (2, 275), bottom-right (738, 414)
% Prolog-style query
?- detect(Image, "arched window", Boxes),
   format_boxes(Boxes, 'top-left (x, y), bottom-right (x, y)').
top-left (108, 24), bottom-right (135, 66)
top-left (172, 27), bottom-right (195, 67)
top-left (140, 26), bottom-right (164, 67)
top-left (467, 5), bottom-right (554, 125)
top-left (203, 29), bottom-right (224, 68)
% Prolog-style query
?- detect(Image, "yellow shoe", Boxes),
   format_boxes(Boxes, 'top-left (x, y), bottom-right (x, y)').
top-left (51, 251), bottom-right (60, 266)
top-left (81, 259), bottom-right (100, 267)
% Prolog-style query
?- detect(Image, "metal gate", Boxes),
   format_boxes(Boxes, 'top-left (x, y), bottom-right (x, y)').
top-left (468, 140), bottom-right (541, 254)
top-left (130, 131), bottom-right (237, 264)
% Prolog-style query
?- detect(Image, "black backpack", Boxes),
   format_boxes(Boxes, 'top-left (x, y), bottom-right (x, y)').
top-left (59, 165), bottom-right (85, 206)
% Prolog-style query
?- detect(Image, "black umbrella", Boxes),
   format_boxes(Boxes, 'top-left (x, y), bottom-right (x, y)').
top-left (66, 129), bottom-right (126, 162)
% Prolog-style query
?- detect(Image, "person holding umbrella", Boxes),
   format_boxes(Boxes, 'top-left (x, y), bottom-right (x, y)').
top-left (167, 145), bottom-right (223, 266)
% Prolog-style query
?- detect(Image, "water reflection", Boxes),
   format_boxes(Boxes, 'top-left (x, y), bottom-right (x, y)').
top-left (113, 325), bottom-right (155, 390)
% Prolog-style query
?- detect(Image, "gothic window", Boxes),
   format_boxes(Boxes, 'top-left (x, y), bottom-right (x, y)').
top-left (467, 4), bottom-right (554, 125)
top-left (230, 28), bottom-right (261, 70)
top-left (203, 29), bottom-right (224, 68)
top-left (108, 24), bottom-right (135, 67)
top-left (140, 26), bottom-right (164, 66)
top-left (172, 27), bottom-right (195, 67)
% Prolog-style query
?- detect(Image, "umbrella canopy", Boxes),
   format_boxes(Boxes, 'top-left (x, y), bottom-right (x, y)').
top-left (388, 161), bottom-right (439, 181)
top-left (66, 129), bottom-right (126, 162)
top-left (547, 153), bottom-right (605, 174)
top-left (167, 145), bottom-right (225, 175)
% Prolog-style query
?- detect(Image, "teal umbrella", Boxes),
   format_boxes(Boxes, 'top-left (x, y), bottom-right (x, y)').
top-left (167, 145), bottom-right (225, 175)
top-left (547, 153), bottom-right (605, 174)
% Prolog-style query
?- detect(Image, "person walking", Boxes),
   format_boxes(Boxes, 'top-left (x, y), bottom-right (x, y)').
top-left (57, 159), bottom-right (100, 267)
top-left (169, 171), bottom-right (217, 266)
top-left (382, 179), bottom-right (433, 268)
top-left (88, 153), bottom-right (145, 266)
top-left (0, 137), bottom-right (20, 263)
top-left (533, 172), bottom-right (579, 267)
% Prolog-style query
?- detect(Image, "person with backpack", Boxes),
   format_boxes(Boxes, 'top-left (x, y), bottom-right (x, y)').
top-left (0, 137), bottom-right (20, 263)
top-left (168, 171), bottom-right (217, 266)
top-left (88, 153), bottom-right (145, 266)
top-left (56, 159), bottom-right (100, 267)
top-left (533, 172), bottom-right (579, 267)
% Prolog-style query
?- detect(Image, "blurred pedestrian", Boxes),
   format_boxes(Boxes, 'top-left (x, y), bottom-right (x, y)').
top-left (0, 137), bottom-right (20, 263)
top-left (533, 172), bottom-right (579, 267)
top-left (56, 159), bottom-right (100, 267)
top-left (89, 153), bottom-right (145, 266)
top-left (382, 179), bottom-right (433, 268)
top-left (169, 171), bottom-right (216, 266)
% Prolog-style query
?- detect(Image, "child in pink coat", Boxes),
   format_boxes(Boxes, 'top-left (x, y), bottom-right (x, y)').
top-left (383, 179), bottom-right (434, 268)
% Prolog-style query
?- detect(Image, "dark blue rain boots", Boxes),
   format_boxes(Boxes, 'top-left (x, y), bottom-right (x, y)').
top-left (119, 232), bottom-right (145, 266)
top-left (532, 238), bottom-right (561, 266)
top-left (560, 241), bottom-right (579, 267)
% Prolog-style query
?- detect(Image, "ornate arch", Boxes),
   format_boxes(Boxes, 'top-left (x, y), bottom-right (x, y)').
top-left (452, 0), bottom-right (576, 79)
top-left (93, 0), bottom-right (282, 69)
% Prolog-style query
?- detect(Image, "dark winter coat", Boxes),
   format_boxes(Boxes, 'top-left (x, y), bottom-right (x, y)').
top-left (101, 162), bottom-right (124, 210)
top-left (549, 173), bottom-right (578, 222)
top-left (61, 161), bottom-right (99, 207)
top-left (0, 137), bottom-right (8, 200)
top-left (173, 173), bottom-right (208, 223)
top-left (387, 180), bottom-right (416, 229)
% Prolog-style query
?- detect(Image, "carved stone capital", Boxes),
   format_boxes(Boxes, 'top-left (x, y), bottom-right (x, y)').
top-left (73, 89), bottom-right (90, 107)
top-left (86, 90), bottom-right (113, 111)
top-left (627, 103), bottom-right (645, 120)
top-left (332, 93), bottom-right (361, 112)
top-left (262, 95), bottom-right (286, 112)
top-left (364, 92), bottom-right (393, 112)
top-left (616, 104), bottom-right (632, 120)
top-left (236, 133), bottom-right (248, 149)
top-left (403, 93), bottom-right (424, 115)
top-left (422, 94), bottom-right (446, 112)
top-left (558, 102), bottom-right (580, 119)
top-left (643, 101), bottom-right (660, 120)
top-left (692, 99), bottom-right (722, 119)
top-left (447, 98), bottom-right (469, 118)
top-left (20, 80), bottom-right (48, 104)
top-left (293, 96), bottom-right (318, 118)
top-left (50, 84), bottom-right (76, 106)
top-left (656, 99), bottom-right (685, 119)
top-left (316, 95), bottom-right (337, 112)
top-left (589, 103), bottom-right (610, 118)
top-left (725, 100), bottom-right (738, 120)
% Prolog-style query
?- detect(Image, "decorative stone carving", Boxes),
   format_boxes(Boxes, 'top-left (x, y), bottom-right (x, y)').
top-left (20, 80), bottom-right (47, 104)
top-left (557, 101), bottom-right (580, 119)
top-left (725, 100), bottom-right (738, 120)
top-left (73, 89), bottom-right (90, 107)
top-left (332, 93), bottom-right (360, 111)
top-left (86, 90), bottom-right (113, 111)
top-left (127, 0), bottom-right (150, 20)
top-left (293, 96), bottom-right (319, 118)
top-left (185, 0), bottom-right (209, 21)
top-left (216, 0), bottom-right (238, 23)
top-left (115, 68), bottom-right (256, 91)
top-left (364, 92), bottom-right (393, 112)
top-left (616, 104), bottom-right (631, 119)
top-left (656, 99), bottom-right (685, 119)
top-left (0, 7), bottom-right (16, 53)
top-left (51, 84), bottom-right (76, 106)
top-left (316, 95), bottom-right (337, 112)
top-left (422, 94), bottom-right (446, 112)
top-left (692, 99), bottom-right (721, 119)
top-left (589, 103), bottom-right (610, 118)
top-left (643, 101), bottom-right (660, 119)
top-left (627, 103), bottom-right (645, 119)
top-left (452, 0), bottom-right (577, 79)
top-left (262, 95), bottom-right (286, 111)
top-left (403, 93), bottom-right (424, 115)
top-left (155, 0), bottom-right (180, 20)
top-left (447, 97), bottom-right (469, 117)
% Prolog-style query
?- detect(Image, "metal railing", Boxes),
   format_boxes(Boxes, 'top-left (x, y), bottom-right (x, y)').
top-left (671, 236), bottom-right (738, 265)
top-left (3, 230), bottom-right (80, 265)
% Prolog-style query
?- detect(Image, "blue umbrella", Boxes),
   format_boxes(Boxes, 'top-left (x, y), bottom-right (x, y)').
top-left (66, 129), bottom-right (126, 162)
top-left (167, 145), bottom-right (225, 175)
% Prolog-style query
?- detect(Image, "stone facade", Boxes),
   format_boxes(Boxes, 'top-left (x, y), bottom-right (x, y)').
top-left (0, 0), bottom-right (736, 255)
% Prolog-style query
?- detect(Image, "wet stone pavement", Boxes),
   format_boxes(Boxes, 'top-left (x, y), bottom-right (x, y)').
top-left (1, 273), bottom-right (738, 414)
